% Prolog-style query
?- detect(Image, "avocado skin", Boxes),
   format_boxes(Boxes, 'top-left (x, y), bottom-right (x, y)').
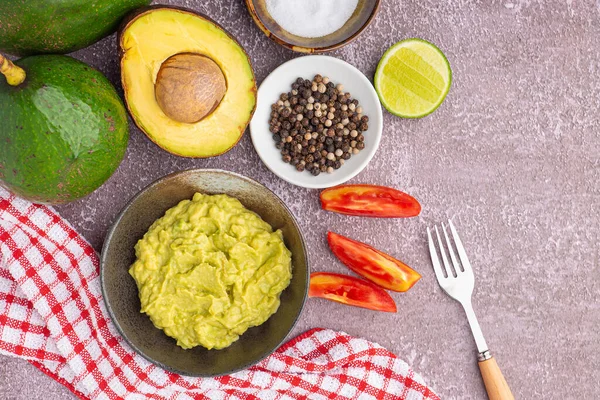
top-left (0, 55), bottom-right (129, 204)
top-left (0, 0), bottom-right (151, 56)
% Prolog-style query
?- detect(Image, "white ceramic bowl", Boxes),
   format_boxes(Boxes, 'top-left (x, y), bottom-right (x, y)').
top-left (250, 55), bottom-right (383, 189)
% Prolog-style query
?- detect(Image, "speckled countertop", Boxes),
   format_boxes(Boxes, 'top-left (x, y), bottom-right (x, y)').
top-left (2, 0), bottom-right (600, 399)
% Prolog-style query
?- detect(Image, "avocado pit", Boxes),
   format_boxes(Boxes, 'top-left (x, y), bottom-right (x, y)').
top-left (154, 53), bottom-right (226, 124)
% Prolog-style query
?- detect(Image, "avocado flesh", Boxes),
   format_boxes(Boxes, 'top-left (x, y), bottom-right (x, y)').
top-left (120, 8), bottom-right (257, 158)
top-left (0, 55), bottom-right (129, 204)
top-left (0, 0), bottom-right (151, 56)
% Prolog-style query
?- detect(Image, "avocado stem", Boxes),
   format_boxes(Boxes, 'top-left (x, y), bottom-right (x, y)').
top-left (0, 53), bottom-right (26, 86)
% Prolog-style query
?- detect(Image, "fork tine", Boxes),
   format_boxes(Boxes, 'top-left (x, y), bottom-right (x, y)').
top-left (427, 227), bottom-right (445, 281)
top-left (435, 225), bottom-right (455, 278)
top-left (442, 222), bottom-right (463, 273)
top-left (448, 219), bottom-right (473, 273)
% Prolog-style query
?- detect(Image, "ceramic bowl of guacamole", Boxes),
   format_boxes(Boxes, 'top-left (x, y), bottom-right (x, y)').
top-left (100, 169), bottom-right (309, 376)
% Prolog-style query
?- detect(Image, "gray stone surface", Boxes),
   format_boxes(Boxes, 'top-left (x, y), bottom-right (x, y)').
top-left (2, 0), bottom-right (600, 399)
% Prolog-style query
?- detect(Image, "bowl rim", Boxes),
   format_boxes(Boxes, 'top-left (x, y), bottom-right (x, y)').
top-left (100, 168), bottom-right (309, 377)
top-left (250, 55), bottom-right (383, 189)
top-left (244, 0), bottom-right (381, 53)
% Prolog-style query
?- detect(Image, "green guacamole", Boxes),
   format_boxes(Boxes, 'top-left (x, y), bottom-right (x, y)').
top-left (129, 193), bottom-right (292, 350)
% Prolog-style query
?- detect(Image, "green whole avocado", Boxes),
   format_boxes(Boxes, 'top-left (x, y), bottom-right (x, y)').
top-left (0, 0), bottom-right (151, 56)
top-left (0, 54), bottom-right (129, 204)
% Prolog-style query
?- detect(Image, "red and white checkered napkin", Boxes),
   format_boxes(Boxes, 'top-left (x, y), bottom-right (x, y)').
top-left (0, 187), bottom-right (439, 400)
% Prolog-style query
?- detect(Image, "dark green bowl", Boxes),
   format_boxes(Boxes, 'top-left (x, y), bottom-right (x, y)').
top-left (100, 169), bottom-right (309, 377)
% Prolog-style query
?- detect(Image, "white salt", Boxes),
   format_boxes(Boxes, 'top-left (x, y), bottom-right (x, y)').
top-left (265, 0), bottom-right (359, 39)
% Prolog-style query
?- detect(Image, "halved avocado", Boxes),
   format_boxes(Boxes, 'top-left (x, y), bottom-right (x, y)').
top-left (119, 6), bottom-right (257, 158)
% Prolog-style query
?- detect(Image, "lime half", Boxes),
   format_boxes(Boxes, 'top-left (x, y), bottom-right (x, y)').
top-left (374, 38), bottom-right (452, 118)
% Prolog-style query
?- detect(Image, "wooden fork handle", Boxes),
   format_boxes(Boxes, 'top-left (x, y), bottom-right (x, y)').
top-left (478, 355), bottom-right (514, 400)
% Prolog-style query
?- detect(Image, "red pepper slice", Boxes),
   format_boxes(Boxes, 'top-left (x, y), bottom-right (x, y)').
top-left (328, 231), bottom-right (421, 292)
top-left (320, 184), bottom-right (421, 218)
top-left (308, 272), bottom-right (397, 312)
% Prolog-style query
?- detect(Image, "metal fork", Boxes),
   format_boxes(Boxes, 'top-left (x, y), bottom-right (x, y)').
top-left (427, 220), bottom-right (514, 400)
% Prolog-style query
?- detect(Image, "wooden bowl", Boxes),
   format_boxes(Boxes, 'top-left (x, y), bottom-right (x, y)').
top-left (245, 0), bottom-right (380, 53)
top-left (100, 169), bottom-right (309, 376)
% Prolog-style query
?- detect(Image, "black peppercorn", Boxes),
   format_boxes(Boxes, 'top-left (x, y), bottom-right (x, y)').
top-left (271, 76), bottom-right (368, 177)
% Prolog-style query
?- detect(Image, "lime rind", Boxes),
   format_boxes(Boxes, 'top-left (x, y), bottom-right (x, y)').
top-left (374, 38), bottom-right (452, 118)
